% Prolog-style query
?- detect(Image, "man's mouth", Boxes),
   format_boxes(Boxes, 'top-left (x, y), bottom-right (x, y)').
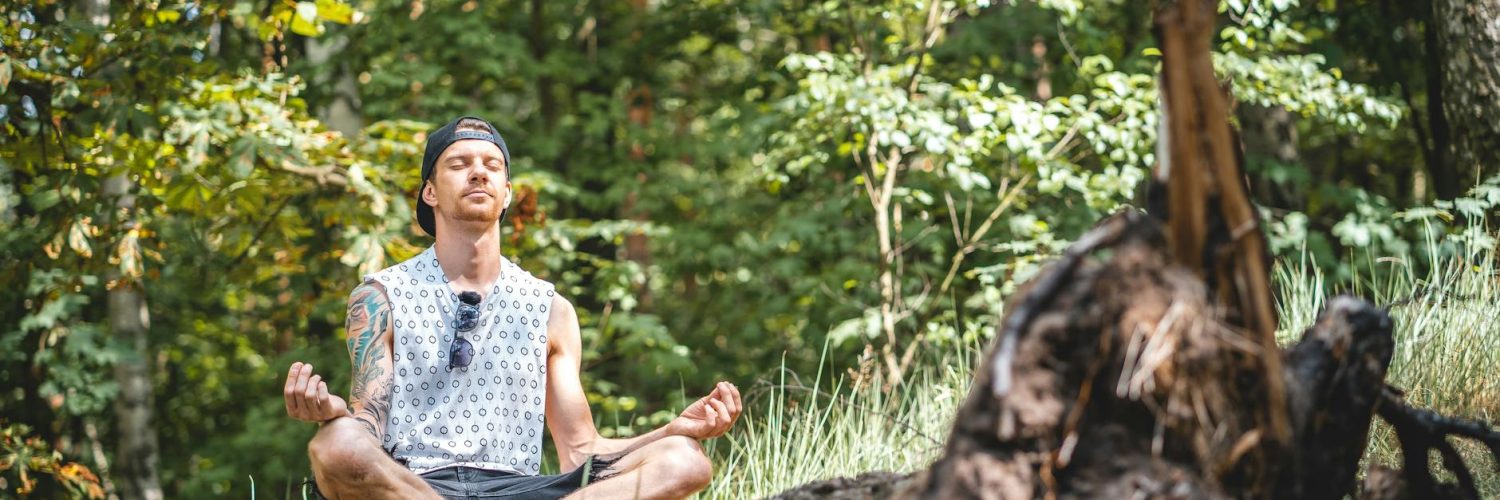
top-left (463, 190), bottom-right (492, 199)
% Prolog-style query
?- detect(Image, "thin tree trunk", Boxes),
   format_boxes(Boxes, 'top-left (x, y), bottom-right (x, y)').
top-left (1424, 2), bottom-right (1455, 201)
top-left (530, 0), bottom-right (557, 133)
top-left (621, 0), bottom-right (655, 312)
top-left (305, 36), bottom-right (363, 136)
top-left (90, 2), bottom-right (163, 497)
top-left (1433, 0), bottom-right (1500, 199)
top-left (109, 271), bottom-right (161, 500)
top-left (1237, 104), bottom-right (1299, 209)
top-left (867, 147), bottom-right (903, 386)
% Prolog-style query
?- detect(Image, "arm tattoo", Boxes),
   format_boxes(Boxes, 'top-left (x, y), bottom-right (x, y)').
top-left (346, 282), bottom-right (394, 442)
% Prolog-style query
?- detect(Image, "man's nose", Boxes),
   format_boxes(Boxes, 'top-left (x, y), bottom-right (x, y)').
top-left (468, 163), bottom-right (488, 183)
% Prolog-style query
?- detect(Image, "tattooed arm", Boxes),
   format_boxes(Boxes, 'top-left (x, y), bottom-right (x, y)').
top-left (343, 281), bottom-right (396, 441)
top-left (284, 281), bottom-right (395, 443)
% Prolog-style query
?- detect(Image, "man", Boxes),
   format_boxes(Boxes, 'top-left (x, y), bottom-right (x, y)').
top-left (283, 116), bottom-right (742, 499)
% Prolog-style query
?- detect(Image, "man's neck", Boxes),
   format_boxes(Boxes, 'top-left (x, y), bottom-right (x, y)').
top-left (433, 223), bottom-right (504, 293)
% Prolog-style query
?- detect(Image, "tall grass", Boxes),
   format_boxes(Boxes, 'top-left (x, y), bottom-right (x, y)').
top-left (706, 225), bottom-right (1499, 499)
top-left (1276, 223), bottom-right (1499, 496)
top-left (701, 348), bottom-right (978, 499)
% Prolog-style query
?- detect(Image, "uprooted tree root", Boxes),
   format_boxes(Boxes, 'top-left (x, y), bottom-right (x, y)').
top-left (771, 212), bottom-right (1500, 500)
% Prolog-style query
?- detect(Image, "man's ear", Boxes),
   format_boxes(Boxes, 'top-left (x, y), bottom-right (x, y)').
top-left (502, 180), bottom-right (513, 207)
top-left (422, 181), bottom-right (438, 207)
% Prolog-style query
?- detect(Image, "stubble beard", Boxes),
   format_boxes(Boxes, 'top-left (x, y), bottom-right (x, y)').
top-left (451, 195), bottom-right (503, 224)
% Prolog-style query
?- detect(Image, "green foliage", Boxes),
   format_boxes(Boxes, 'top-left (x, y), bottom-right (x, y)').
top-left (1, 422), bottom-right (105, 499)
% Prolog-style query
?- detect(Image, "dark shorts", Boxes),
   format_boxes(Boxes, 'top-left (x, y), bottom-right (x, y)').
top-left (308, 456), bottom-right (617, 500)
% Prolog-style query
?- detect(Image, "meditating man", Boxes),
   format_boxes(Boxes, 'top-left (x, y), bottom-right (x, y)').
top-left (282, 116), bottom-right (742, 499)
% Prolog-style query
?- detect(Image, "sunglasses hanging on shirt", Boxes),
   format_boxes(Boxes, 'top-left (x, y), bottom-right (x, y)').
top-left (450, 291), bottom-right (481, 369)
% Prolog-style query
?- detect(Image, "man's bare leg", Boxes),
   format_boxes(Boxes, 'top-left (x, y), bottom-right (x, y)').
top-left (565, 435), bottom-right (713, 500)
top-left (308, 417), bottom-right (441, 500)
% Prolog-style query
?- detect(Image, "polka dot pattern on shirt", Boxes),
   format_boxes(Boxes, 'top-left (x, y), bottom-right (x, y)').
top-left (367, 247), bottom-right (554, 476)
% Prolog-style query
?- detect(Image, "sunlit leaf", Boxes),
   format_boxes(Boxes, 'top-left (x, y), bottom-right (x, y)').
top-left (67, 218), bottom-right (92, 258)
top-left (315, 0), bottom-right (357, 24)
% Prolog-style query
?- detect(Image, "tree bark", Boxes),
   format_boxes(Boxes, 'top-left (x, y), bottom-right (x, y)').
top-left (621, 0), bottom-right (655, 312)
top-left (1237, 104), bottom-right (1300, 209)
top-left (1433, 0), bottom-right (1500, 198)
top-left (108, 272), bottom-right (162, 500)
top-left (305, 35), bottom-right (363, 136)
top-left (89, 2), bottom-right (164, 497)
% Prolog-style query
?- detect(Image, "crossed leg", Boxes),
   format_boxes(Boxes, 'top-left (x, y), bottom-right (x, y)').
top-left (308, 417), bottom-right (441, 500)
top-left (565, 435), bottom-right (713, 500)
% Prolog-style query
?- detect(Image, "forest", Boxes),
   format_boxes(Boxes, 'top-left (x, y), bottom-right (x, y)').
top-left (1, 0), bottom-right (1497, 498)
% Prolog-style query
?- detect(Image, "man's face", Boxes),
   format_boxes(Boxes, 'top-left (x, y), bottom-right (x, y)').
top-left (423, 139), bottom-right (510, 227)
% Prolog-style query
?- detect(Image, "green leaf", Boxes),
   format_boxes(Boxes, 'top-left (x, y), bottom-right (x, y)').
top-left (290, 2), bottom-right (325, 36)
top-left (67, 218), bottom-right (92, 258)
top-left (315, 0), bottom-right (357, 24)
top-left (289, 15), bottom-right (324, 37)
top-left (30, 189), bottom-right (61, 211)
top-left (228, 137), bottom-right (259, 178)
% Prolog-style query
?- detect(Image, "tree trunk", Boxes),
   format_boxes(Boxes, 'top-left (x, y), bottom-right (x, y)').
top-left (1237, 104), bottom-right (1300, 209)
top-left (90, 2), bottom-right (163, 497)
top-left (620, 0), bottom-right (655, 312)
top-left (1433, 0), bottom-right (1500, 199)
top-left (108, 268), bottom-right (161, 500)
top-left (305, 35), bottom-right (363, 136)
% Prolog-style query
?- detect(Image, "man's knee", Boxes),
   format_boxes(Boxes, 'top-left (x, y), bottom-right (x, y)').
top-left (656, 436), bottom-right (712, 492)
top-left (309, 418), bottom-right (380, 484)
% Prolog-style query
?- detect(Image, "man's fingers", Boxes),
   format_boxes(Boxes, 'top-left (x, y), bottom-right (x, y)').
top-left (719, 381), bottom-right (741, 417)
top-left (316, 379), bottom-right (330, 417)
top-left (708, 398), bottom-right (731, 432)
top-left (284, 362), bottom-right (303, 416)
top-left (286, 362), bottom-right (309, 416)
top-left (292, 364), bottom-right (314, 416)
top-left (306, 374), bottom-right (323, 414)
top-left (731, 383), bottom-right (743, 418)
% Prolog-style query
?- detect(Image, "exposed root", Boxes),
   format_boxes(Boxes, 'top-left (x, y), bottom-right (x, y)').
top-left (1370, 386), bottom-right (1500, 499)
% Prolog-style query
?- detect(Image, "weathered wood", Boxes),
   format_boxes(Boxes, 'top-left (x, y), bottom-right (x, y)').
top-left (1151, 0), bottom-right (1288, 455)
top-left (897, 213), bottom-right (1275, 499)
top-left (1274, 297), bottom-right (1394, 499)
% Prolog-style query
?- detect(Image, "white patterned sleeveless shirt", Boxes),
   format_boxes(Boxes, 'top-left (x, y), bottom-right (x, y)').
top-left (364, 246), bottom-right (554, 475)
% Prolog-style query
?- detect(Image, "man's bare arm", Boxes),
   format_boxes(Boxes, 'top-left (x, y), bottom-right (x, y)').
top-left (345, 281), bottom-right (396, 442)
top-left (543, 295), bottom-right (742, 472)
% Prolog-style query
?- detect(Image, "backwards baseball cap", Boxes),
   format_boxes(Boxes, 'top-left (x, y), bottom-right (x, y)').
top-left (417, 116), bottom-right (512, 237)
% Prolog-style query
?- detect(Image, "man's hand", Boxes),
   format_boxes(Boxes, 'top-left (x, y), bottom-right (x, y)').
top-left (284, 361), bottom-right (351, 423)
top-left (668, 381), bottom-right (743, 440)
